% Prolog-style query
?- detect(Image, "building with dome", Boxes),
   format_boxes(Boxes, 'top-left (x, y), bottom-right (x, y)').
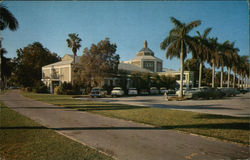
top-left (124, 41), bottom-right (162, 72)
top-left (42, 40), bottom-right (194, 93)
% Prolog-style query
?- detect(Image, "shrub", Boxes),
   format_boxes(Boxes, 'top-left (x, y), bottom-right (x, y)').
top-left (56, 82), bottom-right (81, 95)
top-left (197, 88), bottom-right (224, 99)
top-left (24, 87), bottom-right (33, 92)
top-left (33, 81), bottom-right (49, 93)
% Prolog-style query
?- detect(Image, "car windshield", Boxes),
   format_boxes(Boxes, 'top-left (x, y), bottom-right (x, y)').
top-left (114, 88), bottom-right (121, 90)
top-left (92, 89), bottom-right (100, 91)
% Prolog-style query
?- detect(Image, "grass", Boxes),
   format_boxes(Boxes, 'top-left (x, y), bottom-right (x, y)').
top-left (22, 91), bottom-right (250, 145)
top-left (0, 102), bottom-right (113, 160)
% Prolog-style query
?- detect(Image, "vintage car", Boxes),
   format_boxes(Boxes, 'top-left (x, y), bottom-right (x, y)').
top-left (111, 87), bottom-right (125, 97)
top-left (90, 87), bottom-right (107, 98)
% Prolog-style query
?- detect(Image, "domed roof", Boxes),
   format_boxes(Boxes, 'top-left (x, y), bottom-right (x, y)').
top-left (136, 40), bottom-right (155, 56)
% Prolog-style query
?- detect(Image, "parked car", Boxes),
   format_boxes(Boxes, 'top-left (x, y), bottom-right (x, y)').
top-left (111, 87), bottom-right (125, 97)
top-left (139, 89), bottom-right (149, 95)
top-left (150, 87), bottom-right (159, 95)
top-left (239, 88), bottom-right (248, 94)
top-left (90, 87), bottom-right (107, 98)
top-left (160, 87), bottom-right (167, 94)
top-left (164, 89), bottom-right (176, 95)
top-left (128, 88), bottom-right (138, 96)
top-left (176, 88), bottom-right (200, 99)
top-left (219, 87), bottom-right (237, 96)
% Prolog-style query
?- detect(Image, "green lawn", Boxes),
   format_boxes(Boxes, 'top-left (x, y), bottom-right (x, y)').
top-left (0, 102), bottom-right (113, 160)
top-left (22, 92), bottom-right (250, 145)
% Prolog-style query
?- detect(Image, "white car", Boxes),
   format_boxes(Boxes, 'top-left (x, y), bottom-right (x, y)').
top-left (128, 88), bottom-right (138, 96)
top-left (111, 87), bottom-right (125, 97)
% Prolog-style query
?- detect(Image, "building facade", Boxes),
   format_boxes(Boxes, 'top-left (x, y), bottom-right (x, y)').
top-left (41, 54), bottom-right (79, 93)
top-left (124, 41), bottom-right (163, 72)
top-left (42, 41), bottom-right (194, 92)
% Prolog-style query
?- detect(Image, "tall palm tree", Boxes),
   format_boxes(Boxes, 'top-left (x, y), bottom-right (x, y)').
top-left (218, 40), bottom-right (230, 88)
top-left (232, 53), bottom-right (240, 88)
top-left (224, 42), bottom-right (239, 88)
top-left (238, 56), bottom-right (249, 88)
top-left (66, 33), bottom-right (82, 64)
top-left (194, 28), bottom-right (212, 89)
top-left (208, 37), bottom-right (219, 88)
top-left (160, 17), bottom-right (201, 97)
top-left (0, 4), bottom-right (19, 31)
top-left (0, 4), bottom-right (19, 91)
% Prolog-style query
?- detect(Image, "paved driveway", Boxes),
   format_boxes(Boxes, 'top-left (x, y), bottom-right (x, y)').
top-left (0, 90), bottom-right (249, 160)
top-left (81, 93), bottom-right (250, 117)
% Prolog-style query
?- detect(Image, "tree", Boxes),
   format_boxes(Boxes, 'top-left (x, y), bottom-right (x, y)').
top-left (0, 4), bottom-right (18, 31)
top-left (208, 37), bottom-right (220, 88)
top-left (0, 48), bottom-right (14, 88)
top-left (160, 17), bottom-right (201, 97)
top-left (224, 42), bottom-right (239, 88)
top-left (193, 28), bottom-right (212, 89)
top-left (238, 56), bottom-right (249, 88)
top-left (0, 4), bottom-right (19, 90)
top-left (184, 58), bottom-right (200, 87)
top-left (13, 42), bottom-right (60, 87)
top-left (217, 40), bottom-right (230, 88)
top-left (66, 33), bottom-right (82, 64)
top-left (80, 38), bottom-right (119, 89)
top-left (232, 53), bottom-right (240, 88)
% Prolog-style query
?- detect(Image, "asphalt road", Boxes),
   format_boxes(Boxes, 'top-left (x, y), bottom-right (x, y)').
top-left (82, 93), bottom-right (250, 117)
top-left (0, 90), bottom-right (249, 160)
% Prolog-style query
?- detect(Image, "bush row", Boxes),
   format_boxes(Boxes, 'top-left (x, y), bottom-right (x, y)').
top-left (54, 82), bottom-right (82, 95)
top-left (22, 81), bottom-right (49, 93)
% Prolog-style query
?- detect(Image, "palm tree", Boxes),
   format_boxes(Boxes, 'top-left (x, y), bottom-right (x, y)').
top-left (0, 4), bottom-right (19, 91)
top-left (232, 53), bottom-right (240, 88)
top-left (238, 56), bottom-right (249, 88)
top-left (66, 33), bottom-right (82, 64)
top-left (208, 37), bottom-right (220, 88)
top-left (0, 4), bottom-right (19, 31)
top-left (224, 42), bottom-right (239, 88)
top-left (218, 40), bottom-right (230, 88)
top-left (193, 28), bottom-right (211, 89)
top-left (160, 17), bottom-right (201, 97)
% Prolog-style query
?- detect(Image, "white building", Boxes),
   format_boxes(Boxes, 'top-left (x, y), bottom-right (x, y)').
top-left (42, 41), bottom-right (194, 92)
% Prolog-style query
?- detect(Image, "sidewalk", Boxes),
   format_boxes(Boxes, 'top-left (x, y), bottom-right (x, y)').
top-left (0, 90), bottom-right (249, 160)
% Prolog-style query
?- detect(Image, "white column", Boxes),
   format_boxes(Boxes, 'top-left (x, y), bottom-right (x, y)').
top-left (69, 65), bottom-right (72, 82)
top-left (154, 61), bottom-right (157, 72)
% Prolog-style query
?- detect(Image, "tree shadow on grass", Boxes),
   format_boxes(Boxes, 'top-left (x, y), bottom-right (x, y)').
top-left (1, 104), bottom-right (147, 111)
top-left (161, 122), bottom-right (249, 130)
top-left (1, 122), bottom-right (249, 131)
top-left (66, 104), bottom-right (147, 111)
top-left (193, 114), bottom-right (250, 120)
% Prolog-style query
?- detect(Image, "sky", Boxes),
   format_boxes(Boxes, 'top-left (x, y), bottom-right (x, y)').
top-left (2, 1), bottom-right (249, 71)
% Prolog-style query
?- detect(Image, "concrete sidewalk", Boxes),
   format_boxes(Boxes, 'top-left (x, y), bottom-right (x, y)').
top-left (0, 90), bottom-right (249, 160)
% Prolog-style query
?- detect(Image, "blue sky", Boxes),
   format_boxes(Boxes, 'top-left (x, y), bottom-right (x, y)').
top-left (2, 1), bottom-right (249, 71)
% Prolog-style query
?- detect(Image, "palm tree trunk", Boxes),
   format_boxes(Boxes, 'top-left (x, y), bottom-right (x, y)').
top-left (227, 67), bottom-right (231, 88)
top-left (179, 41), bottom-right (184, 98)
top-left (241, 74), bottom-right (243, 89)
top-left (237, 74), bottom-right (240, 88)
top-left (220, 66), bottom-right (223, 88)
top-left (0, 36), bottom-right (2, 92)
top-left (212, 62), bottom-right (215, 88)
top-left (233, 71), bottom-right (236, 88)
top-left (198, 62), bottom-right (202, 89)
